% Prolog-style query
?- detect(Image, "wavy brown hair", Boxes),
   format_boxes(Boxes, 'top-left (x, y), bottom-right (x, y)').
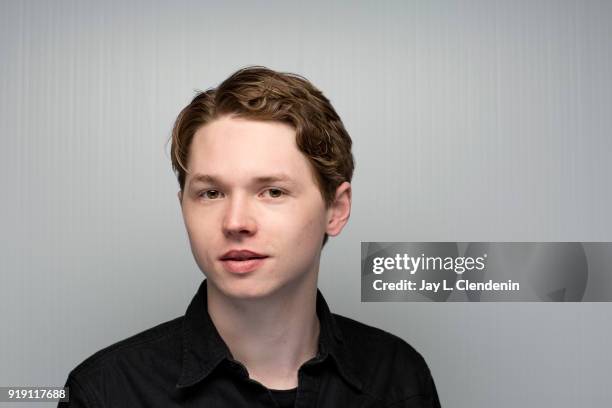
top-left (169, 66), bottom-right (355, 247)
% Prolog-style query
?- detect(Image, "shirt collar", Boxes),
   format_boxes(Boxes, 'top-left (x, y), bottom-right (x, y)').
top-left (176, 279), bottom-right (363, 391)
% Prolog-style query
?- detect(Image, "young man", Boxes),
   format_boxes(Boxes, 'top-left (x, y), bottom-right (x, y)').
top-left (60, 67), bottom-right (441, 407)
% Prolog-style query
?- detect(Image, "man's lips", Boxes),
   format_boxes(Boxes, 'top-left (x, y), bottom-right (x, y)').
top-left (219, 254), bottom-right (269, 274)
top-left (220, 258), bottom-right (267, 273)
top-left (219, 250), bottom-right (269, 273)
top-left (219, 249), bottom-right (268, 261)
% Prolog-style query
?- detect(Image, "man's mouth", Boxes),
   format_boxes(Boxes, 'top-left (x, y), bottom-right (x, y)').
top-left (223, 256), bottom-right (267, 261)
top-left (219, 250), bottom-right (269, 274)
top-left (219, 249), bottom-right (268, 261)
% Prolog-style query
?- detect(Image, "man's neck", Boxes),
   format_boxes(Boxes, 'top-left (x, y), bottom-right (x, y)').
top-left (207, 277), bottom-right (320, 390)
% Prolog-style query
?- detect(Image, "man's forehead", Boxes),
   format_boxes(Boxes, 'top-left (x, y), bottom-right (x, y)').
top-left (186, 118), bottom-right (316, 188)
top-left (189, 119), bottom-right (304, 163)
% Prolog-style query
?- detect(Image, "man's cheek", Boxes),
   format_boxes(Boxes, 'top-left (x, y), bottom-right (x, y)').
top-left (296, 218), bottom-right (325, 249)
top-left (188, 232), bottom-right (212, 260)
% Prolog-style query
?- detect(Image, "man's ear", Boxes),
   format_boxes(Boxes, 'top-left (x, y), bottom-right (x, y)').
top-left (325, 181), bottom-right (352, 237)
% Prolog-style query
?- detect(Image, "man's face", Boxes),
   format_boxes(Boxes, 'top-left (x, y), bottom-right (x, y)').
top-left (178, 115), bottom-right (350, 300)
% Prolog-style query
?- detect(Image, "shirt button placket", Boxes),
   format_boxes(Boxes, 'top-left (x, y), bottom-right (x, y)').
top-left (294, 369), bottom-right (320, 408)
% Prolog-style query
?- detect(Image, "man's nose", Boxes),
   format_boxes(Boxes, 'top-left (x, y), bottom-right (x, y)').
top-left (222, 194), bottom-right (257, 237)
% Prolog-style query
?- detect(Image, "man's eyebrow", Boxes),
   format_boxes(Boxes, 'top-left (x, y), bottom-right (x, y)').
top-left (189, 173), bottom-right (297, 186)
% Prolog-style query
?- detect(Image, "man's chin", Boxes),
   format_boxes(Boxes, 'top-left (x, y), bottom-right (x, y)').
top-left (210, 277), bottom-right (279, 301)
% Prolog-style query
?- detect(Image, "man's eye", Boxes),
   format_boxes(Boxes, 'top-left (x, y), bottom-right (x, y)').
top-left (200, 190), bottom-right (222, 199)
top-left (198, 189), bottom-right (284, 200)
top-left (264, 188), bottom-right (284, 198)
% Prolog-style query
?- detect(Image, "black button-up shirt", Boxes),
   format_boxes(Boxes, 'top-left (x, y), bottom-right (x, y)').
top-left (59, 280), bottom-right (441, 407)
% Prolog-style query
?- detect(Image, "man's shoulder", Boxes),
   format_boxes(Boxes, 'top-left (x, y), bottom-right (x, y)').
top-left (332, 313), bottom-right (435, 403)
top-left (332, 312), bottom-right (428, 367)
top-left (68, 316), bottom-right (185, 381)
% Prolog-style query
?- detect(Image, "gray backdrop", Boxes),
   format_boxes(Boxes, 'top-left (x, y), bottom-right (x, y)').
top-left (1, 0), bottom-right (611, 407)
